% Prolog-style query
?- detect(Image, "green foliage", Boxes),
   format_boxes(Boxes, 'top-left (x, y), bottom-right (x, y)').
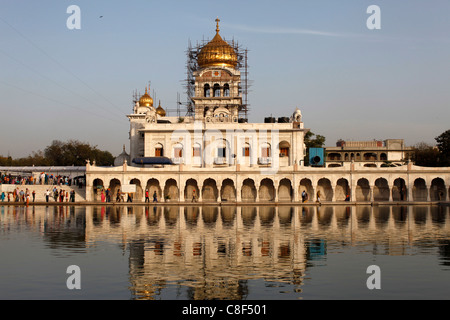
top-left (412, 142), bottom-right (440, 167)
top-left (412, 129), bottom-right (450, 167)
top-left (304, 131), bottom-right (326, 166)
top-left (1, 140), bottom-right (114, 166)
top-left (435, 129), bottom-right (450, 166)
top-left (304, 131), bottom-right (326, 149)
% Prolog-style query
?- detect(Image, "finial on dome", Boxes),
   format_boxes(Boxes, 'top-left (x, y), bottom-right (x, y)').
top-left (215, 17), bottom-right (220, 33)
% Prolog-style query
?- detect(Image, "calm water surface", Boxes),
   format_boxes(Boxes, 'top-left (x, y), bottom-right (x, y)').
top-left (0, 204), bottom-right (449, 300)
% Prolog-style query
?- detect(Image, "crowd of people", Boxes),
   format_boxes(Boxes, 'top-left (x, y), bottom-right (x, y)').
top-left (0, 172), bottom-right (84, 188)
top-left (0, 186), bottom-right (76, 204)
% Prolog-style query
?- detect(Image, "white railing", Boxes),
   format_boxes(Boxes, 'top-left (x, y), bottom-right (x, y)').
top-left (258, 157), bottom-right (272, 165)
top-left (192, 156), bottom-right (202, 166)
top-left (214, 157), bottom-right (227, 165)
top-left (171, 157), bottom-right (184, 164)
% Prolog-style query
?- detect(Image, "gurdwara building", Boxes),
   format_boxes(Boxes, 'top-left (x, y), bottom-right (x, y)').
top-left (85, 19), bottom-right (449, 203)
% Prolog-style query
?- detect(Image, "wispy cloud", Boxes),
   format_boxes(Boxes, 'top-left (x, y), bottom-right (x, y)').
top-left (222, 22), bottom-right (357, 38)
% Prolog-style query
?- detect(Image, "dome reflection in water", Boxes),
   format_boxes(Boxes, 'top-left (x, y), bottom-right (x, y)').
top-left (0, 205), bottom-right (449, 300)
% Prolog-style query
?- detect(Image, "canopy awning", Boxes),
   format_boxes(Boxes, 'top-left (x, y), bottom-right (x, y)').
top-left (132, 157), bottom-right (174, 165)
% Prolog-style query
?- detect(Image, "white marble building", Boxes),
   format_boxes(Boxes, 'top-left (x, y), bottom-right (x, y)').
top-left (85, 19), bottom-right (450, 203)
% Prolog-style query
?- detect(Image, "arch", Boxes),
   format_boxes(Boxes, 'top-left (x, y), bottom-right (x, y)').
top-left (220, 178), bottom-right (236, 201)
top-left (374, 178), bottom-right (389, 201)
top-left (204, 84), bottom-right (210, 97)
top-left (221, 206), bottom-right (236, 225)
top-left (242, 206), bottom-right (257, 226)
top-left (364, 153), bottom-right (377, 161)
top-left (164, 179), bottom-right (179, 201)
top-left (93, 178), bottom-right (104, 188)
top-left (192, 142), bottom-right (202, 165)
top-left (130, 178), bottom-right (143, 202)
top-left (184, 206), bottom-right (199, 225)
top-left (216, 139), bottom-right (229, 156)
top-left (92, 178), bottom-right (104, 201)
top-left (260, 142), bottom-right (271, 163)
top-left (356, 178), bottom-right (370, 201)
top-left (317, 178), bottom-right (333, 201)
top-left (184, 179), bottom-right (199, 202)
top-left (413, 178), bottom-right (427, 201)
top-left (172, 142), bottom-right (183, 158)
top-left (213, 83), bottom-right (221, 97)
top-left (335, 178), bottom-right (349, 201)
top-left (213, 138), bottom-right (230, 164)
top-left (278, 178), bottom-right (292, 201)
top-left (109, 178), bottom-right (121, 202)
top-left (393, 178), bottom-right (407, 201)
top-left (380, 153), bottom-right (387, 161)
top-left (299, 178), bottom-right (313, 202)
top-left (241, 178), bottom-right (256, 202)
top-left (257, 207), bottom-right (273, 226)
top-left (155, 143), bottom-right (164, 157)
top-left (278, 141), bottom-right (290, 165)
top-left (223, 83), bottom-right (230, 97)
top-left (327, 153), bottom-right (341, 161)
top-left (431, 178), bottom-right (446, 201)
top-left (259, 178), bottom-right (275, 201)
top-left (202, 206), bottom-right (219, 224)
top-left (146, 178), bottom-right (162, 202)
top-left (202, 178), bottom-right (218, 201)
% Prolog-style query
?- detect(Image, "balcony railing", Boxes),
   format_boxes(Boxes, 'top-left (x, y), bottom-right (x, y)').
top-left (192, 156), bottom-right (202, 165)
top-left (214, 157), bottom-right (228, 165)
top-left (171, 157), bottom-right (184, 164)
top-left (258, 157), bottom-right (272, 165)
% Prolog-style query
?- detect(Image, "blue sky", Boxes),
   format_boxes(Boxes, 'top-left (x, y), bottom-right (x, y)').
top-left (1, 0), bottom-right (449, 158)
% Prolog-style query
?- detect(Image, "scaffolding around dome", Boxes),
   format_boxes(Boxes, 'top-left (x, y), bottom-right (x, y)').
top-left (183, 19), bottom-right (251, 120)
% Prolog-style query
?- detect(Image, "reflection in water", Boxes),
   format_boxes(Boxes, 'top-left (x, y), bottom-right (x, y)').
top-left (1, 204), bottom-right (449, 299)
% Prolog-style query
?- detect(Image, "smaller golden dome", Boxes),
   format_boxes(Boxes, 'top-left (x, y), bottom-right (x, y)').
top-left (156, 100), bottom-right (166, 116)
top-left (139, 87), bottom-right (153, 107)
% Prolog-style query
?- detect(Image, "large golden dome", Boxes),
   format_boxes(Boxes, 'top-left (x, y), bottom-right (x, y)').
top-left (197, 18), bottom-right (238, 69)
top-left (139, 87), bottom-right (153, 107)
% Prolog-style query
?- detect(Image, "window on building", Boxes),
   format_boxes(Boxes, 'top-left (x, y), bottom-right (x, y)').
top-left (279, 147), bottom-right (289, 157)
top-left (223, 84), bottom-right (230, 97)
top-left (261, 146), bottom-right (271, 157)
top-left (155, 146), bottom-right (163, 157)
top-left (193, 146), bottom-right (201, 157)
top-left (243, 146), bottom-right (250, 157)
top-left (174, 147), bottom-right (183, 158)
top-left (218, 147), bottom-right (226, 158)
top-left (204, 84), bottom-right (210, 97)
top-left (213, 83), bottom-right (221, 97)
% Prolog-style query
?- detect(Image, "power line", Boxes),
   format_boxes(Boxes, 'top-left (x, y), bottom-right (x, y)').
top-left (0, 15), bottom-right (128, 117)
top-left (0, 79), bottom-right (125, 126)
top-left (0, 48), bottom-right (125, 120)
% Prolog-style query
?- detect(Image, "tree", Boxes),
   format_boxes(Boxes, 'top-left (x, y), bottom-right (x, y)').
top-left (435, 129), bottom-right (450, 166)
top-left (304, 131), bottom-right (326, 166)
top-left (1, 140), bottom-right (114, 167)
top-left (412, 142), bottom-right (440, 167)
top-left (304, 131), bottom-right (326, 149)
top-left (44, 140), bottom-right (114, 166)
